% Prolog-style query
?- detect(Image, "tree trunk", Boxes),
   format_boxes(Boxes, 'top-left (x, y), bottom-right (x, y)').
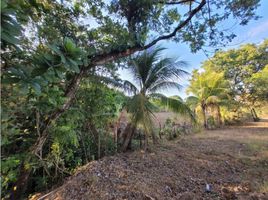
top-left (250, 109), bottom-right (256, 121)
top-left (139, 130), bottom-right (142, 148)
top-left (98, 131), bottom-right (101, 159)
top-left (87, 119), bottom-right (99, 144)
top-left (151, 131), bottom-right (158, 144)
top-left (201, 104), bottom-right (207, 129)
top-left (13, 67), bottom-right (87, 199)
top-left (81, 132), bottom-right (89, 163)
top-left (251, 108), bottom-right (259, 122)
top-left (144, 135), bottom-right (149, 151)
top-left (159, 123), bottom-right (162, 139)
top-left (121, 123), bottom-right (136, 152)
top-left (11, 164), bottom-right (31, 200)
top-left (216, 105), bottom-right (222, 127)
top-left (252, 108), bottom-right (259, 121)
top-left (114, 111), bottom-right (125, 152)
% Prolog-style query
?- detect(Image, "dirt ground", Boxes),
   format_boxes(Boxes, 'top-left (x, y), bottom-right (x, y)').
top-left (31, 119), bottom-right (268, 200)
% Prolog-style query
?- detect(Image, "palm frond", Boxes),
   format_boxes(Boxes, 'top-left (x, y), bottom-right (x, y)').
top-left (123, 80), bottom-right (138, 95)
top-left (127, 47), bottom-right (188, 94)
top-left (125, 94), bottom-right (156, 132)
top-left (148, 81), bottom-right (183, 94)
top-left (170, 95), bottom-right (183, 101)
top-left (145, 58), bottom-right (188, 90)
top-left (97, 76), bottom-right (138, 97)
top-left (128, 60), bottom-right (143, 86)
top-left (128, 47), bottom-right (164, 86)
top-left (150, 93), bottom-right (196, 122)
top-left (206, 95), bottom-right (220, 105)
top-left (185, 96), bottom-right (199, 111)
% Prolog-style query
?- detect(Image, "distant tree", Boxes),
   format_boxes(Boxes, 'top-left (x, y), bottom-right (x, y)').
top-left (245, 65), bottom-right (268, 119)
top-left (187, 70), bottom-right (228, 128)
top-left (201, 40), bottom-right (268, 121)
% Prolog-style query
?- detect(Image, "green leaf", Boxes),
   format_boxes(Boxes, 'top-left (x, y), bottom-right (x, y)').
top-left (1, 77), bottom-right (21, 84)
top-left (19, 83), bottom-right (29, 94)
top-left (1, 0), bottom-right (7, 9)
top-left (2, 21), bottom-right (21, 35)
top-left (31, 82), bottom-right (42, 95)
top-left (67, 58), bottom-right (80, 73)
top-left (88, 46), bottom-right (96, 55)
top-left (8, 67), bottom-right (26, 78)
top-left (1, 31), bottom-right (20, 45)
top-left (54, 68), bottom-right (65, 79)
top-left (60, 55), bottom-right (66, 64)
top-left (31, 67), bottom-right (48, 77)
top-left (48, 44), bottom-right (60, 54)
top-left (44, 53), bottom-right (54, 61)
top-left (83, 57), bottom-right (89, 66)
top-left (48, 44), bottom-right (65, 64)
top-left (64, 37), bottom-right (76, 53)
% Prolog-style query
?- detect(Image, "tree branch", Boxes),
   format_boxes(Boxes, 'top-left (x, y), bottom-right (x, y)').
top-left (157, 0), bottom-right (198, 5)
top-left (143, 0), bottom-right (206, 48)
top-left (31, 66), bottom-right (88, 156)
top-left (91, 0), bottom-right (206, 65)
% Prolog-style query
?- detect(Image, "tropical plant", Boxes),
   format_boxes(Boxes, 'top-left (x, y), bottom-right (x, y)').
top-left (187, 70), bottom-right (229, 128)
top-left (120, 48), bottom-right (195, 151)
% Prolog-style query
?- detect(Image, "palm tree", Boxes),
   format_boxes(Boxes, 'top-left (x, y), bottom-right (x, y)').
top-left (186, 71), bottom-right (228, 129)
top-left (121, 47), bottom-right (195, 151)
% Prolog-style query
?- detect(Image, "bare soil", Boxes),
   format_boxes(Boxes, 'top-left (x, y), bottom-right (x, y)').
top-left (31, 119), bottom-right (268, 200)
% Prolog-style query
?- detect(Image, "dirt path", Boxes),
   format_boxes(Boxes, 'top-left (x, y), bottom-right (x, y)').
top-left (32, 120), bottom-right (268, 200)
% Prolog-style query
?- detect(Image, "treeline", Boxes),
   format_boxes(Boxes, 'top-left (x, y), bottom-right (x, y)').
top-left (186, 40), bottom-right (268, 128)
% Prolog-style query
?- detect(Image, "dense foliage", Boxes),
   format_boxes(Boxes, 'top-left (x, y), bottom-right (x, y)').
top-left (1, 74), bottom-right (125, 196)
top-left (187, 40), bottom-right (268, 127)
top-left (0, 0), bottom-right (262, 198)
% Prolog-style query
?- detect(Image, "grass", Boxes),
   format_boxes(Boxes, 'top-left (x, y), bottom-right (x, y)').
top-left (259, 181), bottom-right (268, 193)
top-left (247, 140), bottom-right (268, 153)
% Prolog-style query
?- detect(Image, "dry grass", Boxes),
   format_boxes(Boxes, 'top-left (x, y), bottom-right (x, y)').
top-left (259, 181), bottom-right (268, 193)
top-left (31, 119), bottom-right (268, 200)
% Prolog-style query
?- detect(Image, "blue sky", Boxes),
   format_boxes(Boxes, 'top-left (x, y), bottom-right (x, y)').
top-left (119, 0), bottom-right (268, 98)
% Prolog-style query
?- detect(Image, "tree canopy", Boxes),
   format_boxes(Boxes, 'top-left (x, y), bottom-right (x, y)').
top-left (187, 40), bottom-right (268, 125)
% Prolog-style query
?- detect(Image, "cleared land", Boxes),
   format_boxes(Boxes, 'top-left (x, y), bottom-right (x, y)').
top-left (31, 119), bottom-right (268, 200)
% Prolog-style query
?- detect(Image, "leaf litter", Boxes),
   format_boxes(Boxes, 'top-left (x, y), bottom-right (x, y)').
top-left (30, 120), bottom-right (268, 200)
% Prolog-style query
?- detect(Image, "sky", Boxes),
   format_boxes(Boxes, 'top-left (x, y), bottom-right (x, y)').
top-left (119, 0), bottom-right (268, 99)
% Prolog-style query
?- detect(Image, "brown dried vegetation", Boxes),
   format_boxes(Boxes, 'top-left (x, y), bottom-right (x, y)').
top-left (30, 119), bottom-right (268, 200)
